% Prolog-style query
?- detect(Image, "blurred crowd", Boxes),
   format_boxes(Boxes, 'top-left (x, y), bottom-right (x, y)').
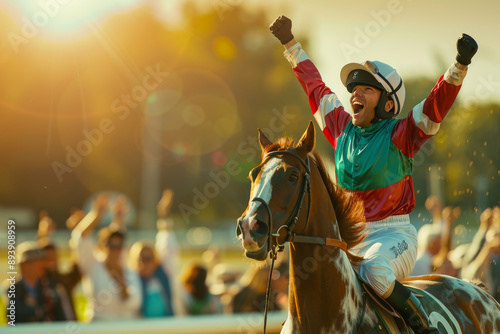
top-left (3, 189), bottom-right (289, 324)
top-left (3, 193), bottom-right (499, 324)
top-left (411, 196), bottom-right (500, 301)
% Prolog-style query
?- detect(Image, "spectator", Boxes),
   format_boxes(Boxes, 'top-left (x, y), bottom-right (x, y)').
top-left (8, 241), bottom-right (65, 322)
top-left (209, 263), bottom-right (240, 312)
top-left (180, 263), bottom-right (221, 315)
top-left (38, 239), bottom-right (81, 321)
top-left (154, 190), bottom-right (180, 292)
top-left (410, 224), bottom-right (441, 276)
top-left (70, 194), bottom-right (141, 321)
top-left (411, 198), bottom-right (460, 277)
top-left (37, 211), bottom-right (82, 321)
top-left (461, 209), bottom-right (500, 301)
top-left (155, 189), bottom-right (182, 314)
top-left (433, 206), bottom-right (461, 276)
top-left (461, 207), bottom-right (494, 269)
top-left (226, 260), bottom-right (288, 314)
top-left (129, 241), bottom-right (175, 318)
top-left (425, 196), bottom-right (444, 226)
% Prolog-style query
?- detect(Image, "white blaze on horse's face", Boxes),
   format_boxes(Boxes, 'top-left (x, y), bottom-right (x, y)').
top-left (246, 157), bottom-right (280, 219)
top-left (241, 157), bottom-right (281, 252)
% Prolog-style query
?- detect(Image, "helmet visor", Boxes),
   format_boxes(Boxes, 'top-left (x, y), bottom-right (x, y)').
top-left (345, 69), bottom-right (385, 93)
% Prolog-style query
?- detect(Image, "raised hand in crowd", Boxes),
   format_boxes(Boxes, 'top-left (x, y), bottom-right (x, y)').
top-left (65, 207), bottom-right (85, 230)
top-left (109, 195), bottom-right (128, 231)
top-left (461, 218), bottom-right (500, 301)
top-left (157, 189), bottom-right (174, 219)
top-left (157, 189), bottom-right (174, 231)
top-left (462, 207), bottom-right (494, 269)
top-left (74, 194), bottom-right (109, 237)
top-left (425, 196), bottom-right (444, 225)
top-left (433, 206), bottom-right (461, 275)
top-left (37, 210), bottom-right (56, 239)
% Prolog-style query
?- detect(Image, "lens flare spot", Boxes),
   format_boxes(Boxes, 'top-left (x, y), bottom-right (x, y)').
top-left (211, 151), bottom-right (227, 166)
top-left (172, 142), bottom-right (189, 158)
top-left (182, 103), bottom-right (205, 126)
top-left (214, 36), bottom-right (236, 60)
top-left (147, 93), bottom-right (157, 104)
top-left (187, 226), bottom-right (212, 246)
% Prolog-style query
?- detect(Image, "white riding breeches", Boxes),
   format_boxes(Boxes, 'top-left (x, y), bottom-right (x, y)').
top-left (349, 214), bottom-right (418, 297)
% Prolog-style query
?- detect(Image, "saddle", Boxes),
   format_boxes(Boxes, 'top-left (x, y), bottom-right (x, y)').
top-left (360, 279), bottom-right (410, 334)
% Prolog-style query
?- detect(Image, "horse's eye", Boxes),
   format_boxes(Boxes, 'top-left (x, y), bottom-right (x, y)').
top-left (249, 166), bottom-right (261, 182)
top-left (289, 174), bottom-right (298, 182)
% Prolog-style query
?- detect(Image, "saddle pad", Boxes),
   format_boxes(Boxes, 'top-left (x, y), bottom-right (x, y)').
top-left (366, 283), bottom-right (463, 334)
top-left (405, 282), bottom-right (463, 334)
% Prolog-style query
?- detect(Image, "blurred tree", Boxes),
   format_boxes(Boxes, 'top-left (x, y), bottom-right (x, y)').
top-left (403, 76), bottom-right (500, 212)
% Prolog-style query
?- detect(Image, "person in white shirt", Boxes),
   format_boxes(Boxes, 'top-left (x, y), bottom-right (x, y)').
top-left (70, 194), bottom-right (141, 321)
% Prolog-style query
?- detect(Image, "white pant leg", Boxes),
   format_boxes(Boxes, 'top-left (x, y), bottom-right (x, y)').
top-left (350, 215), bottom-right (418, 297)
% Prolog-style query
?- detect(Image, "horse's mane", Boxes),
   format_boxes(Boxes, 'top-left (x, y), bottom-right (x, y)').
top-left (310, 150), bottom-right (367, 263)
top-left (261, 137), bottom-right (367, 263)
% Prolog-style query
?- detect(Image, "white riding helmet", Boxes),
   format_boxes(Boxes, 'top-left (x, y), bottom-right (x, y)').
top-left (340, 61), bottom-right (405, 119)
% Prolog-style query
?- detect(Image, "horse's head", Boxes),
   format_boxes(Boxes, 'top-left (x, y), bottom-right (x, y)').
top-left (236, 121), bottom-right (316, 261)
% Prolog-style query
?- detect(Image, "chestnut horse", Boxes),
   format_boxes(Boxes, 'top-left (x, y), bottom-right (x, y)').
top-left (236, 121), bottom-right (500, 333)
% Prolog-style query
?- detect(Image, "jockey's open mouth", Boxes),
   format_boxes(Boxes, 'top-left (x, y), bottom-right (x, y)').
top-left (352, 99), bottom-right (365, 115)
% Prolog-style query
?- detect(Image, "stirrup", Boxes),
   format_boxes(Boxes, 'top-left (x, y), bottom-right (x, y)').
top-left (400, 293), bottom-right (440, 334)
top-left (385, 281), bottom-right (440, 334)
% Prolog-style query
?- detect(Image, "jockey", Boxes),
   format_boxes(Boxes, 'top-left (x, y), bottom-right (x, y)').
top-left (270, 15), bottom-right (478, 334)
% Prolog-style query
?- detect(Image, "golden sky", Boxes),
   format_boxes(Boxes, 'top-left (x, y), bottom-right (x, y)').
top-left (195, 0), bottom-right (500, 105)
top-left (2, 0), bottom-right (498, 107)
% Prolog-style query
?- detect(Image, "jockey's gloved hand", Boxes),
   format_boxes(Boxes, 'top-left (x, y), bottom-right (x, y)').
top-left (270, 15), bottom-right (294, 45)
top-left (456, 33), bottom-right (478, 65)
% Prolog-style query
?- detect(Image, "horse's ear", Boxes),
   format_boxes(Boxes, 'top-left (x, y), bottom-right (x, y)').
top-left (297, 121), bottom-right (315, 153)
top-left (258, 128), bottom-right (273, 151)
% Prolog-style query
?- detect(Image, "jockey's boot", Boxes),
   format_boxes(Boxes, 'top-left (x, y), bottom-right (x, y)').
top-left (385, 281), bottom-right (440, 334)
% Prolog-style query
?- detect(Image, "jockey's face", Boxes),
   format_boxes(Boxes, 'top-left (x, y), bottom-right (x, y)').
top-left (350, 85), bottom-right (380, 128)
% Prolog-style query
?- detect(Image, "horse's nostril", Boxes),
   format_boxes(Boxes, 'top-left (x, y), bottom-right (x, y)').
top-left (251, 219), bottom-right (268, 238)
top-left (236, 218), bottom-right (244, 239)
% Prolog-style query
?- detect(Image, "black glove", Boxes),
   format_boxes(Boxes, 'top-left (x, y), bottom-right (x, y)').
top-left (456, 33), bottom-right (478, 65)
top-left (269, 15), bottom-right (294, 45)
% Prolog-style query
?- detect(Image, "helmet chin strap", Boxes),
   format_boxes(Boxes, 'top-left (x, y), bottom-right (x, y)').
top-left (371, 91), bottom-right (392, 124)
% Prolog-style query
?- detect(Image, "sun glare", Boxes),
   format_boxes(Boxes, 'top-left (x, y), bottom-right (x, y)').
top-left (7, 0), bottom-right (143, 44)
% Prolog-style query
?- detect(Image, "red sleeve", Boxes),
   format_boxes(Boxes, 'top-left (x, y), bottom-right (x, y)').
top-left (285, 44), bottom-right (351, 148)
top-left (392, 64), bottom-right (466, 157)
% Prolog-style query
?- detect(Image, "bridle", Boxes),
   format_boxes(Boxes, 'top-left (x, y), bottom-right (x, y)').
top-left (248, 150), bottom-right (350, 256)
top-left (244, 149), bottom-right (363, 334)
top-left (253, 150), bottom-right (312, 256)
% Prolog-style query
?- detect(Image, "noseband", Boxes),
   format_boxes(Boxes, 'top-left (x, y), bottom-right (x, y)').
top-left (249, 150), bottom-right (348, 256)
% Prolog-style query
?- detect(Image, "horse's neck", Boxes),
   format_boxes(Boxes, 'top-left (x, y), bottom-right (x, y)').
top-left (285, 171), bottom-right (365, 332)
top-left (287, 232), bottom-right (364, 332)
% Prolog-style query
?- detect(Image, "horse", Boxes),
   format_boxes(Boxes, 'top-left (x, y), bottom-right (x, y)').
top-left (236, 121), bottom-right (500, 333)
